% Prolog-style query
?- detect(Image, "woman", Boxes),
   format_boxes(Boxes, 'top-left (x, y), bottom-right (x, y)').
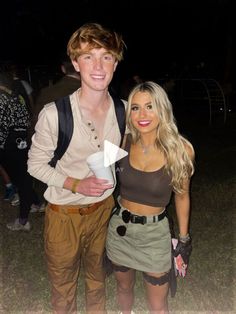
top-left (106, 81), bottom-right (194, 313)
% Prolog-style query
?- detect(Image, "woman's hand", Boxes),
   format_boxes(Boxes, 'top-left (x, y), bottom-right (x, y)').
top-left (173, 238), bottom-right (192, 265)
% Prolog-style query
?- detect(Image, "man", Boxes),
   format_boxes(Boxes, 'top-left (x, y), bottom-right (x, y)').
top-left (29, 56), bottom-right (81, 212)
top-left (27, 23), bottom-right (125, 313)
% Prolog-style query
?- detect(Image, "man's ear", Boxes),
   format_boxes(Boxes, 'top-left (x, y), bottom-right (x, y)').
top-left (72, 60), bottom-right (80, 72)
top-left (113, 61), bottom-right (118, 72)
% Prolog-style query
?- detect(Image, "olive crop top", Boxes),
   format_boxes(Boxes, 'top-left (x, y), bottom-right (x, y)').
top-left (118, 134), bottom-right (173, 207)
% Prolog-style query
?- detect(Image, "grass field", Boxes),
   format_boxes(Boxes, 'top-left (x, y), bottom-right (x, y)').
top-left (0, 114), bottom-right (235, 313)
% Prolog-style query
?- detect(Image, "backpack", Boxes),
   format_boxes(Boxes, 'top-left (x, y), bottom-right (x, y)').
top-left (12, 79), bottom-right (32, 117)
top-left (49, 93), bottom-right (126, 167)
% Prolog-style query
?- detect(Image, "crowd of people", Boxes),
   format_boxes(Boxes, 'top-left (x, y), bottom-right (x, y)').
top-left (1, 22), bottom-right (194, 314)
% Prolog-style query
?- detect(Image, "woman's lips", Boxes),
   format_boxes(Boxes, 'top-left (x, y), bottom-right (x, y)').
top-left (137, 120), bottom-right (151, 127)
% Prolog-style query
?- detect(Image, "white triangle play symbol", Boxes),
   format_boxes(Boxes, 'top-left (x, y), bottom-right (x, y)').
top-left (104, 140), bottom-right (128, 167)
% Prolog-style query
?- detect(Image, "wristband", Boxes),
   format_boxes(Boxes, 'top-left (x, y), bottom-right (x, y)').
top-left (179, 233), bottom-right (190, 243)
top-left (72, 179), bottom-right (80, 194)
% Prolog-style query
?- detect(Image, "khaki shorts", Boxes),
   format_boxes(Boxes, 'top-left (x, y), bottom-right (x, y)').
top-left (106, 205), bottom-right (172, 273)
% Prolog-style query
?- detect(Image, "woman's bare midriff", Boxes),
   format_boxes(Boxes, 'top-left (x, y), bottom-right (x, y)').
top-left (120, 198), bottom-right (165, 216)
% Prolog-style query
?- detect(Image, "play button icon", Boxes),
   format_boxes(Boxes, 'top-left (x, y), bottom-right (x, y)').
top-left (104, 140), bottom-right (128, 167)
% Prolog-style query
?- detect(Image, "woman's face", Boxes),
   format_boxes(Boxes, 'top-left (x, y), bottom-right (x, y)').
top-left (130, 91), bottom-right (159, 135)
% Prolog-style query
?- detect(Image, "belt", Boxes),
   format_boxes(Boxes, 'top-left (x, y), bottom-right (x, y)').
top-left (115, 205), bottom-right (166, 224)
top-left (49, 199), bottom-right (106, 216)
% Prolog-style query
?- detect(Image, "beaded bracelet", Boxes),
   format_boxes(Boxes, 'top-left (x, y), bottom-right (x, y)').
top-left (179, 233), bottom-right (190, 243)
top-left (72, 179), bottom-right (80, 194)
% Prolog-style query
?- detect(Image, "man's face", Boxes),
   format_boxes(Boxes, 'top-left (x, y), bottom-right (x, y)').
top-left (72, 43), bottom-right (118, 92)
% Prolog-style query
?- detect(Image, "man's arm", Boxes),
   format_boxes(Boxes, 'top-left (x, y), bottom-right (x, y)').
top-left (27, 104), bottom-right (67, 187)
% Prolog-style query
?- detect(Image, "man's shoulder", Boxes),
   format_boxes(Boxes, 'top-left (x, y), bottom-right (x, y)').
top-left (36, 101), bottom-right (58, 125)
top-left (44, 101), bottom-right (55, 109)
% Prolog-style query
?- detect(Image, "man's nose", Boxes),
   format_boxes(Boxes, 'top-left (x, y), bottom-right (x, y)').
top-left (94, 58), bottom-right (102, 70)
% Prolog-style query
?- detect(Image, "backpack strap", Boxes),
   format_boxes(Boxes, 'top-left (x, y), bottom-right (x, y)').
top-left (49, 93), bottom-right (125, 168)
top-left (110, 93), bottom-right (126, 145)
top-left (48, 95), bottom-right (74, 168)
top-left (110, 92), bottom-right (126, 204)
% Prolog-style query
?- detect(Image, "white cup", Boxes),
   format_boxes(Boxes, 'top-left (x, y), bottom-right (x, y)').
top-left (86, 151), bottom-right (114, 185)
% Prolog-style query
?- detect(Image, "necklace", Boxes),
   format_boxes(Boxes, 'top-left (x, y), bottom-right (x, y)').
top-left (140, 140), bottom-right (155, 155)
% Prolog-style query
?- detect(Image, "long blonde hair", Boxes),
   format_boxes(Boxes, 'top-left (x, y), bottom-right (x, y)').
top-left (126, 81), bottom-right (194, 193)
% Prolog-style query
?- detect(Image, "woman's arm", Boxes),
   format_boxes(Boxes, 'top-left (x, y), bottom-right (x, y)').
top-left (174, 141), bottom-right (194, 237)
top-left (174, 179), bottom-right (191, 237)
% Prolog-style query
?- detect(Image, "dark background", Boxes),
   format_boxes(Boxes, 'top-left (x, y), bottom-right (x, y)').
top-left (0, 0), bottom-right (234, 84)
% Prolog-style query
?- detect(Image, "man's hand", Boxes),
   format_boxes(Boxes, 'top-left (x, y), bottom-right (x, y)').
top-left (173, 239), bottom-right (192, 265)
top-left (76, 176), bottom-right (113, 196)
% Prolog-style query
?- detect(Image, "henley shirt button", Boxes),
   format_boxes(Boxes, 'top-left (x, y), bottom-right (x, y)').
top-left (88, 122), bottom-right (91, 126)
top-left (91, 128), bottom-right (95, 131)
top-left (94, 136), bottom-right (98, 139)
top-left (97, 145), bottom-right (100, 148)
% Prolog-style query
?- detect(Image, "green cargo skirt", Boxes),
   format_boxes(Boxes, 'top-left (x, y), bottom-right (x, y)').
top-left (106, 205), bottom-right (172, 273)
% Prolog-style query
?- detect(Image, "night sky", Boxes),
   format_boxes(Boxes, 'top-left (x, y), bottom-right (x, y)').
top-left (0, 0), bottom-right (234, 82)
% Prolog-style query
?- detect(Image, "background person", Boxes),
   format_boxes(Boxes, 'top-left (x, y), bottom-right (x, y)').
top-left (0, 71), bottom-right (40, 231)
top-left (9, 63), bottom-right (34, 117)
top-left (106, 81), bottom-right (194, 313)
top-left (0, 164), bottom-right (17, 201)
top-left (27, 22), bottom-right (126, 313)
top-left (32, 55), bottom-right (81, 128)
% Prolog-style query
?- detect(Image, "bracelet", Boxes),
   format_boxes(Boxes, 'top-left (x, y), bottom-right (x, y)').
top-left (72, 179), bottom-right (80, 194)
top-left (179, 233), bottom-right (190, 243)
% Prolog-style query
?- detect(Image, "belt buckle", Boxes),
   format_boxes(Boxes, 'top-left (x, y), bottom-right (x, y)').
top-left (131, 215), bottom-right (146, 225)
